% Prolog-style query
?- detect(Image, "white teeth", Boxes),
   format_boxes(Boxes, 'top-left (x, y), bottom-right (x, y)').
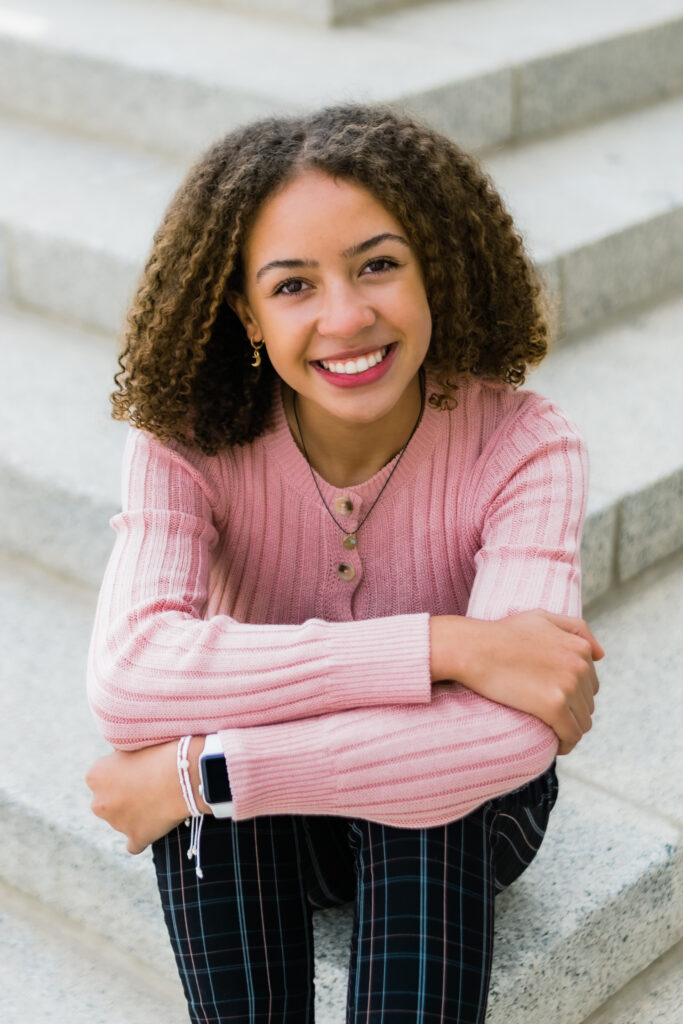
top-left (320, 346), bottom-right (389, 375)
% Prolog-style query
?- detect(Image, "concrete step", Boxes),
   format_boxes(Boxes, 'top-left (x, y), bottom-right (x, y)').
top-left (0, 116), bottom-right (178, 334)
top-left (0, 547), bottom-right (680, 1024)
top-left (0, 881), bottom-right (186, 1024)
top-left (3, 282), bottom-right (683, 595)
top-left (2, 93), bottom-right (683, 339)
top-left (2, 0), bottom-right (683, 155)
top-left (177, 0), bottom-right (415, 28)
top-left (0, 305), bottom-right (127, 586)
top-left (581, 938), bottom-right (683, 1024)
top-left (559, 552), bottom-right (683, 839)
top-left (486, 96), bottom-right (683, 337)
top-left (527, 295), bottom-right (683, 597)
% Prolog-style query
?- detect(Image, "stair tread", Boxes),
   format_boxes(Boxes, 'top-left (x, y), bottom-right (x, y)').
top-left (2, 91), bottom-right (683, 272)
top-left (528, 296), bottom-right (683, 502)
top-left (6, 0), bottom-right (683, 102)
top-left (583, 938), bottom-right (683, 1024)
top-left (368, 0), bottom-right (683, 65)
top-left (487, 95), bottom-right (683, 262)
top-left (0, 882), bottom-right (186, 1024)
top-left (562, 557), bottom-right (683, 827)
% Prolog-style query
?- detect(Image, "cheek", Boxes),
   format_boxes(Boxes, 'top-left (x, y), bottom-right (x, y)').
top-left (419, 295), bottom-right (433, 338)
top-left (258, 300), bottom-right (310, 341)
top-left (263, 336), bottom-right (311, 385)
top-left (402, 284), bottom-right (432, 350)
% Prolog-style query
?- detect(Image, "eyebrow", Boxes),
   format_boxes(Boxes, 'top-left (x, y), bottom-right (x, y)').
top-left (254, 232), bottom-right (410, 282)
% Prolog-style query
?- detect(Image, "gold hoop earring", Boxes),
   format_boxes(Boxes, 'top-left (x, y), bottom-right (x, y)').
top-left (250, 337), bottom-right (264, 368)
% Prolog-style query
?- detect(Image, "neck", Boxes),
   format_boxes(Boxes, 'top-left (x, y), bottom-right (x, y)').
top-left (286, 375), bottom-right (424, 489)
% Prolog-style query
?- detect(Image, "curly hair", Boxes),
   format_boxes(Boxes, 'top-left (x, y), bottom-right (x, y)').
top-left (112, 104), bottom-right (552, 454)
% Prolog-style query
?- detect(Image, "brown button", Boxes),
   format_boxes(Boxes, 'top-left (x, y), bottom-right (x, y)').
top-left (337, 562), bottom-right (356, 582)
top-left (334, 497), bottom-right (353, 516)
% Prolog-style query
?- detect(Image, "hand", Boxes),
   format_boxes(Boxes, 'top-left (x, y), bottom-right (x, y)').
top-left (85, 739), bottom-right (208, 854)
top-left (431, 610), bottom-right (604, 755)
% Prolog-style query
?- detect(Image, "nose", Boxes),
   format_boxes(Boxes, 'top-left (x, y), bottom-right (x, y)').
top-left (316, 279), bottom-right (376, 339)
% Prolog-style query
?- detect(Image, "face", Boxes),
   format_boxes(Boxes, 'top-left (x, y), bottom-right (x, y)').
top-left (231, 169), bottom-right (432, 432)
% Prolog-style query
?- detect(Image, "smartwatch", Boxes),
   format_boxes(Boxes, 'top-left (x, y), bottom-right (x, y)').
top-left (198, 734), bottom-right (235, 818)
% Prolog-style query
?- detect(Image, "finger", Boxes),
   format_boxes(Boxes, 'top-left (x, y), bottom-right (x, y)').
top-left (571, 701), bottom-right (593, 736)
top-left (544, 612), bottom-right (605, 660)
top-left (581, 662), bottom-right (599, 701)
top-left (578, 667), bottom-right (597, 713)
top-left (557, 738), bottom-right (576, 756)
top-left (577, 682), bottom-right (594, 717)
top-left (575, 624), bottom-right (605, 662)
top-left (555, 706), bottom-right (584, 747)
top-left (589, 635), bottom-right (605, 661)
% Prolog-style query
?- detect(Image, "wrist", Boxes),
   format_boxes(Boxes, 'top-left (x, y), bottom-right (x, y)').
top-left (430, 614), bottom-right (484, 684)
top-left (175, 737), bottom-right (212, 816)
top-left (151, 741), bottom-right (199, 824)
top-left (429, 615), bottom-right (451, 681)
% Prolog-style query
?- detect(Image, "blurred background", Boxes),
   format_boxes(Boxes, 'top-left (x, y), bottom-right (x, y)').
top-left (0, 0), bottom-right (682, 1021)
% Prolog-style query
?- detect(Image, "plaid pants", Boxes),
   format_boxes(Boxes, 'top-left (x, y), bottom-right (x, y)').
top-left (152, 764), bottom-right (558, 1024)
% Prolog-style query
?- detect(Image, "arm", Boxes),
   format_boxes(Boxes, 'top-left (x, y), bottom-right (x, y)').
top-left (213, 396), bottom-right (600, 823)
top-left (88, 398), bottom-right (602, 841)
top-left (431, 609), bottom-right (601, 756)
top-left (89, 610), bottom-right (601, 846)
top-left (87, 428), bottom-right (432, 748)
top-left (455, 392), bottom-right (600, 753)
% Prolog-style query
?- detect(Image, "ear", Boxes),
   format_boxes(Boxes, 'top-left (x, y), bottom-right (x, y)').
top-left (226, 291), bottom-right (261, 340)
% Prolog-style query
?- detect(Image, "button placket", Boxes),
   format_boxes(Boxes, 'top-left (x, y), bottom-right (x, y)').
top-left (331, 491), bottom-right (362, 582)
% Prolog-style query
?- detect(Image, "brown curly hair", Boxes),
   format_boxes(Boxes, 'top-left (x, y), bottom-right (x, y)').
top-left (112, 104), bottom-right (552, 454)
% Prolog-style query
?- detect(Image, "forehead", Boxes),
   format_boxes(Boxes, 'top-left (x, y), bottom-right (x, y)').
top-left (244, 170), bottom-right (404, 261)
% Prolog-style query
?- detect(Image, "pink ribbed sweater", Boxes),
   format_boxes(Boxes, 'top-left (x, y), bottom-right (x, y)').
top-left (87, 374), bottom-right (588, 828)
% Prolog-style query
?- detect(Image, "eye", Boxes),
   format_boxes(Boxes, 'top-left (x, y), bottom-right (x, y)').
top-left (361, 257), bottom-right (399, 276)
top-left (273, 277), bottom-right (309, 296)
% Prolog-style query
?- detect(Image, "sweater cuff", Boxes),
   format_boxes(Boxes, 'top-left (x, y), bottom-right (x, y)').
top-left (324, 612), bottom-right (432, 710)
top-left (218, 718), bottom-right (338, 820)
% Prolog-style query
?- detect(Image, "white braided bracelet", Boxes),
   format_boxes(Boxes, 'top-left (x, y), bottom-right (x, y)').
top-left (176, 735), bottom-right (205, 879)
top-left (176, 735), bottom-right (201, 820)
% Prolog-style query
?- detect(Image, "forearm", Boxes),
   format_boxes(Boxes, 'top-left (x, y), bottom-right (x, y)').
top-left (89, 429), bottom-right (436, 748)
top-left (217, 685), bottom-right (558, 828)
top-left (88, 599), bottom-right (432, 748)
top-left (430, 611), bottom-right (602, 753)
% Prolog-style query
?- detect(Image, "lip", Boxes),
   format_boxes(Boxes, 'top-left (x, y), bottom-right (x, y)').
top-left (311, 342), bottom-right (397, 388)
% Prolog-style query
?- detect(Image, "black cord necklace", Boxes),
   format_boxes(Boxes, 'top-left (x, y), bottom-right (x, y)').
top-left (291, 372), bottom-right (425, 552)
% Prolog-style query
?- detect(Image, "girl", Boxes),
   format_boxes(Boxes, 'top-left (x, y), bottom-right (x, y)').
top-left (86, 104), bottom-right (602, 1024)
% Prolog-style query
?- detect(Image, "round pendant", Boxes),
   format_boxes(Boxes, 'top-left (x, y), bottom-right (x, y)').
top-left (343, 534), bottom-right (358, 550)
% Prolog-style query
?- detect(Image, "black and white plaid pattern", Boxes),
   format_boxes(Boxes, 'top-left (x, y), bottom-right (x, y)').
top-left (152, 764), bottom-right (558, 1023)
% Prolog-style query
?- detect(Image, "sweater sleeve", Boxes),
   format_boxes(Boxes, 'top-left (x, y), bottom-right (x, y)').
top-left (216, 395), bottom-right (588, 827)
top-left (466, 392), bottom-right (588, 621)
top-left (87, 429), bottom-right (432, 749)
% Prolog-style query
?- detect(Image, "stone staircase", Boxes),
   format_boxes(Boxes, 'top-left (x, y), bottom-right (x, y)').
top-left (1, 0), bottom-right (682, 1020)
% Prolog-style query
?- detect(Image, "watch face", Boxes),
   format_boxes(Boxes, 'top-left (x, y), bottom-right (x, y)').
top-left (201, 754), bottom-right (233, 803)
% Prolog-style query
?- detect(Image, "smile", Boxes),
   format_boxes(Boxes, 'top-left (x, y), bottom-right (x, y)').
top-left (316, 346), bottom-right (390, 375)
